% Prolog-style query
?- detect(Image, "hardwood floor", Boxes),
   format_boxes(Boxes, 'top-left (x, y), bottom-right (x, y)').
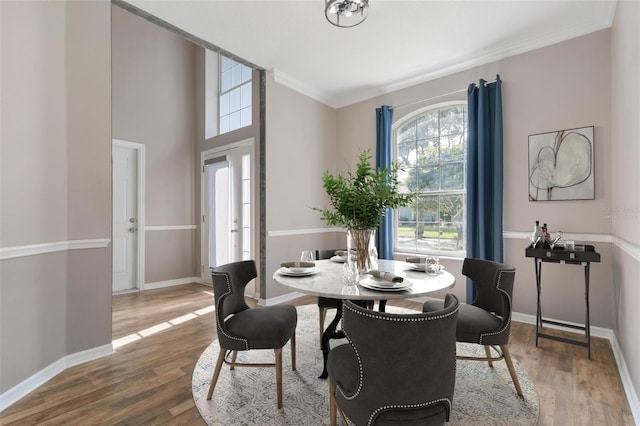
top-left (1, 283), bottom-right (634, 425)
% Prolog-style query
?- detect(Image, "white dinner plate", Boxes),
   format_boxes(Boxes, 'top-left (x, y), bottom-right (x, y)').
top-left (406, 263), bottom-right (446, 273)
top-left (359, 277), bottom-right (412, 291)
top-left (330, 255), bottom-right (347, 263)
top-left (276, 267), bottom-right (320, 277)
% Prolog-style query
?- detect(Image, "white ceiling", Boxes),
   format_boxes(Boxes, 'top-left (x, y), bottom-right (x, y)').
top-left (123, 0), bottom-right (617, 108)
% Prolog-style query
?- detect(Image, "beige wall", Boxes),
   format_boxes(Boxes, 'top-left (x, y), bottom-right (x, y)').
top-left (610, 0), bottom-right (640, 404)
top-left (0, 0), bottom-right (112, 392)
top-left (265, 73), bottom-right (340, 298)
top-left (336, 30), bottom-right (616, 327)
top-left (112, 6), bottom-right (198, 283)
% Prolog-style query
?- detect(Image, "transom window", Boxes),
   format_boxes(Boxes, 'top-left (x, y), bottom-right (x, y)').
top-left (394, 103), bottom-right (467, 257)
top-left (219, 55), bottom-right (252, 134)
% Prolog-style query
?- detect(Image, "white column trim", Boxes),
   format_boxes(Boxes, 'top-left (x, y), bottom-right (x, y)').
top-left (0, 239), bottom-right (111, 261)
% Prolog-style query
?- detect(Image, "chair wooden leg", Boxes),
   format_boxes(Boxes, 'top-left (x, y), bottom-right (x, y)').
top-left (207, 349), bottom-right (226, 400)
top-left (319, 307), bottom-right (327, 345)
top-left (229, 350), bottom-right (238, 370)
top-left (485, 345), bottom-right (493, 368)
top-left (290, 333), bottom-right (297, 371)
top-left (329, 380), bottom-right (337, 426)
top-left (275, 348), bottom-right (283, 409)
top-left (501, 345), bottom-right (524, 398)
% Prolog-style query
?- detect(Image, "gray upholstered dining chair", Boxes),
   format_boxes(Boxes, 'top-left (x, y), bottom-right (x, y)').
top-left (328, 295), bottom-right (459, 426)
top-left (207, 260), bottom-right (297, 409)
top-left (423, 257), bottom-right (523, 398)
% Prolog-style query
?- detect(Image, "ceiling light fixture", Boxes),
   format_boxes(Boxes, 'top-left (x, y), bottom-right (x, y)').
top-left (325, 0), bottom-right (369, 28)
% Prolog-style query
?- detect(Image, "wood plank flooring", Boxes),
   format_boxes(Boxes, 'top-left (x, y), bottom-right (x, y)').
top-left (1, 283), bottom-right (634, 425)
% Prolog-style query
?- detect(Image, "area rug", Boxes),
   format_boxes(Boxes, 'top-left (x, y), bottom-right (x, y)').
top-left (192, 305), bottom-right (539, 425)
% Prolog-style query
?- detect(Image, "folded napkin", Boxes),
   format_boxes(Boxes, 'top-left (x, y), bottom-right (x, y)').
top-left (368, 270), bottom-right (404, 283)
top-left (405, 257), bottom-right (426, 264)
top-left (281, 261), bottom-right (315, 268)
top-left (334, 250), bottom-right (355, 257)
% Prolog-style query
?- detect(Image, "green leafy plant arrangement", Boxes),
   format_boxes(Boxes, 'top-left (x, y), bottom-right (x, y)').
top-left (314, 149), bottom-right (413, 231)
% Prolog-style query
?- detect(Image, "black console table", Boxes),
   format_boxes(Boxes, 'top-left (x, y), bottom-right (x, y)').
top-left (525, 246), bottom-right (601, 359)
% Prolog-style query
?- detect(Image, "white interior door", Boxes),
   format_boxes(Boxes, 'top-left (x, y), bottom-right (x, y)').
top-left (202, 140), bottom-right (254, 287)
top-left (112, 145), bottom-right (138, 292)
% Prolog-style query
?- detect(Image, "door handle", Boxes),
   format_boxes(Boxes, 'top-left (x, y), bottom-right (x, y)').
top-left (129, 227), bottom-right (136, 233)
top-left (230, 229), bottom-right (238, 233)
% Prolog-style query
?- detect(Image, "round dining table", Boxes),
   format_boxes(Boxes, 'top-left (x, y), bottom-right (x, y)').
top-left (273, 258), bottom-right (456, 378)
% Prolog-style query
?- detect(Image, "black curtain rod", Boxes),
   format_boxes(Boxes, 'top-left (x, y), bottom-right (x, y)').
top-left (392, 78), bottom-right (498, 110)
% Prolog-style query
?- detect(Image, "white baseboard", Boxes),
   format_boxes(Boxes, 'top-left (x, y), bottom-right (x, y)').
top-left (511, 311), bottom-right (640, 424)
top-left (143, 276), bottom-right (202, 290)
top-left (259, 291), bottom-right (306, 306)
top-left (0, 343), bottom-right (113, 412)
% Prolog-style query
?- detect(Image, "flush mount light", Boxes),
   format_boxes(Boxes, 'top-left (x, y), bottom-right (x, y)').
top-left (325, 0), bottom-right (369, 28)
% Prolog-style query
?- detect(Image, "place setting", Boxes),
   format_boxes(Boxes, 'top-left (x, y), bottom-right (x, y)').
top-left (358, 269), bottom-right (412, 292)
top-left (275, 250), bottom-right (321, 277)
top-left (405, 255), bottom-right (446, 275)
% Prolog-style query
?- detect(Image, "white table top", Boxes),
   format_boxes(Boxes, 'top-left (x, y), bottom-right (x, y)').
top-left (273, 259), bottom-right (455, 300)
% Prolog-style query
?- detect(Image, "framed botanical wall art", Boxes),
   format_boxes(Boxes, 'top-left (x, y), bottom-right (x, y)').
top-left (528, 126), bottom-right (594, 201)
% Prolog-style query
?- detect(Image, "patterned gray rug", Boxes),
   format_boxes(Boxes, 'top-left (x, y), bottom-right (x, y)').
top-left (192, 304), bottom-right (539, 425)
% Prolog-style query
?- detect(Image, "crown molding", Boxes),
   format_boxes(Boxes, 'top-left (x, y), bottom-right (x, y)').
top-left (270, 69), bottom-right (337, 108)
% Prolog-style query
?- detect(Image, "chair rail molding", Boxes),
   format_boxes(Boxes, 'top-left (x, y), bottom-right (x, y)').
top-left (145, 225), bottom-right (197, 231)
top-left (267, 227), bottom-right (342, 237)
top-left (0, 239), bottom-right (111, 261)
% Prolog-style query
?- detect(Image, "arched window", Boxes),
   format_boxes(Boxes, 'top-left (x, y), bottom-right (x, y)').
top-left (393, 102), bottom-right (467, 257)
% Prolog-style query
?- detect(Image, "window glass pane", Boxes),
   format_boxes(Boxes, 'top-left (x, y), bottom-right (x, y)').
top-left (440, 134), bottom-right (465, 162)
top-left (440, 162), bottom-right (464, 190)
top-left (221, 56), bottom-right (233, 72)
top-left (417, 195), bottom-right (439, 222)
top-left (230, 87), bottom-right (241, 112)
top-left (393, 102), bottom-right (466, 256)
top-left (240, 107), bottom-right (252, 127)
top-left (221, 69), bottom-right (232, 92)
top-left (402, 166), bottom-right (418, 192)
top-left (219, 55), bottom-right (252, 135)
top-left (242, 180), bottom-right (251, 203)
top-left (220, 115), bottom-right (230, 134)
top-left (231, 64), bottom-right (242, 87)
top-left (242, 154), bottom-right (250, 178)
top-left (417, 111), bottom-right (439, 139)
top-left (398, 120), bottom-right (416, 143)
top-left (240, 82), bottom-right (251, 108)
top-left (415, 165), bottom-right (440, 191)
top-left (220, 92), bottom-right (230, 116)
top-left (417, 138), bottom-right (439, 164)
top-left (241, 65), bottom-right (252, 83)
top-left (440, 194), bottom-right (463, 222)
top-left (243, 203), bottom-right (251, 225)
top-left (440, 106), bottom-right (465, 135)
top-left (396, 140), bottom-right (416, 169)
top-left (229, 111), bottom-right (241, 131)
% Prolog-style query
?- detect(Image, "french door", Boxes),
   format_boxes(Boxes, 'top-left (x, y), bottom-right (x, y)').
top-left (201, 139), bottom-right (254, 286)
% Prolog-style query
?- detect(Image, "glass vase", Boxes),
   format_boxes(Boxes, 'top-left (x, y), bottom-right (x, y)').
top-left (347, 229), bottom-right (377, 273)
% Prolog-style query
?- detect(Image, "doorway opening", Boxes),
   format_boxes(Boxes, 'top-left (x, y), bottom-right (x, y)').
top-left (112, 139), bottom-right (146, 294)
top-left (201, 138), bottom-right (255, 295)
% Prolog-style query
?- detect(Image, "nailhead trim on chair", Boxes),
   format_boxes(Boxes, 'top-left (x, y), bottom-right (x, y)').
top-left (335, 301), bottom-right (458, 413)
top-left (478, 269), bottom-right (515, 345)
top-left (368, 399), bottom-right (453, 426)
top-left (211, 270), bottom-right (249, 350)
